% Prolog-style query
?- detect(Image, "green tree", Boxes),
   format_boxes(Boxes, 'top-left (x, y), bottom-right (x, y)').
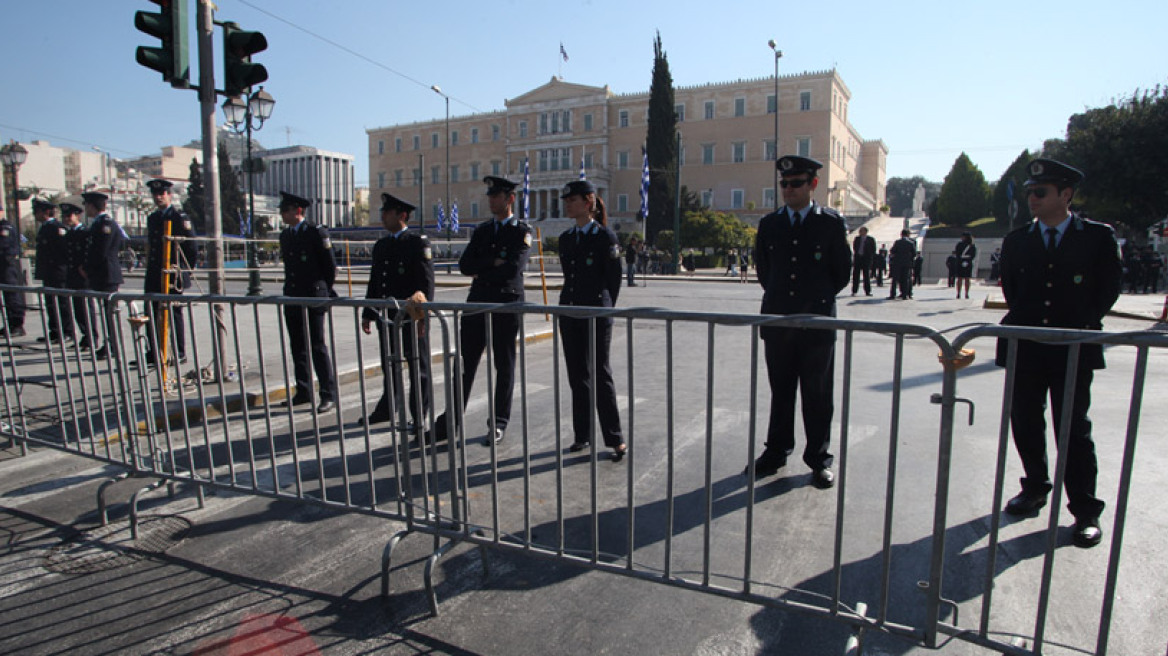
top-left (885, 176), bottom-right (940, 218)
top-left (183, 157), bottom-right (205, 233)
top-left (990, 149), bottom-right (1032, 229)
top-left (646, 31), bottom-right (678, 244)
top-left (935, 152), bottom-right (991, 225)
top-left (679, 209), bottom-right (754, 251)
top-left (218, 140), bottom-right (244, 236)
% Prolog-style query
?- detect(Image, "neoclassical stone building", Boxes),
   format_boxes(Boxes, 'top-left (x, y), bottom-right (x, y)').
top-left (367, 69), bottom-right (886, 230)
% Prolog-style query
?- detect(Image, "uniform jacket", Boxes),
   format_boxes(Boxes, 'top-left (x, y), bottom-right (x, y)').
top-left (35, 219), bottom-right (71, 284)
top-left (955, 240), bottom-right (977, 272)
top-left (851, 234), bottom-right (876, 266)
top-left (0, 219), bottom-right (22, 285)
top-left (84, 213), bottom-right (124, 290)
top-left (889, 237), bottom-right (916, 269)
top-left (361, 230), bottom-right (434, 324)
top-left (459, 216), bottom-right (532, 302)
top-left (280, 221), bottom-right (337, 297)
top-left (995, 213), bottom-right (1122, 370)
top-left (558, 221), bottom-right (622, 308)
top-left (65, 225), bottom-right (88, 289)
top-left (144, 205), bottom-right (198, 294)
top-left (755, 202), bottom-right (851, 327)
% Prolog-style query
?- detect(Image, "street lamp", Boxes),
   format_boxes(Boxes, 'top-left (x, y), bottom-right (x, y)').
top-left (768, 40), bottom-right (782, 206)
top-left (1, 141), bottom-right (29, 237)
top-left (430, 84), bottom-right (450, 237)
top-left (222, 85), bottom-right (275, 296)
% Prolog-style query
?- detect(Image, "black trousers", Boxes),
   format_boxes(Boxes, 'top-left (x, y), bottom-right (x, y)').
top-left (43, 281), bottom-right (73, 339)
top-left (146, 300), bottom-right (185, 360)
top-left (761, 329), bottom-right (835, 470)
top-left (94, 286), bottom-right (120, 356)
top-left (889, 265), bottom-right (912, 298)
top-left (851, 260), bottom-right (872, 294)
top-left (444, 311), bottom-right (519, 431)
top-left (371, 320), bottom-right (431, 425)
top-left (1, 277), bottom-right (25, 329)
top-left (1010, 365), bottom-right (1104, 520)
top-left (559, 315), bottom-right (623, 448)
top-left (284, 304), bottom-right (336, 402)
top-left (70, 288), bottom-right (93, 344)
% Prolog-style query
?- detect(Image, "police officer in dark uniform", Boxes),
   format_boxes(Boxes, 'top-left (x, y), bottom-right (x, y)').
top-left (61, 200), bottom-right (92, 349)
top-left (34, 198), bottom-right (72, 342)
top-left (558, 180), bottom-right (626, 461)
top-left (82, 192), bottom-right (124, 360)
top-left (278, 191), bottom-right (337, 413)
top-left (996, 158), bottom-right (1121, 549)
top-left (139, 179), bottom-right (198, 367)
top-left (0, 202), bottom-right (27, 338)
top-left (888, 229), bottom-right (916, 299)
top-left (360, 192), bottom-right (433, 428)
top-left (747, 156), bottom-right (850, 489)
top-left (430, 176), bottom-right (532, 445)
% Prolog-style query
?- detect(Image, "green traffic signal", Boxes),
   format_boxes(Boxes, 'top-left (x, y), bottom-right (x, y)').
top-left (134, 0), bottom-right (189, 88)
top-left (222, 21), bottom-right (269, 98)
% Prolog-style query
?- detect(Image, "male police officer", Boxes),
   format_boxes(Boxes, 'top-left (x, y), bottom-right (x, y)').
top-left (430, 176), bottom-right (532, 445)
top-left (0, 202), bottom-right (27, 338)
top-left (82, 191), bottom-right (124, 360)
top-left (137, 179), bottom-right (197, 367)
top-left (60, 200), bottom-right (91, 349)
top-left (278, 191), bottom-right (337, 413)
top-left (360, 192), bottom-right (433, 428)
top-left (34, 198), bottom-right (71, 342)
top-left (996, 158), bottom-right (1121, 549)
top-left (747, 156), bottom-right (850, 489)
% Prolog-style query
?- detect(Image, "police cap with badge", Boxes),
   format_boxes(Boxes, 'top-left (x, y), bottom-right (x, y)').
top-left (59, 197), bottom-right (84, 216)
top-left (32, 199), bottom-right (56, 214)
top-left (81, 191), bottom-right (109, 205)
top-left (776, 155), bottom-right (823, 177)
top-left (560, 179), bottom-right (596, 198)
top-left (146, 179), bottom-right (174, 194)
top-left (483, 176), bottom-right (518, 195)
top-left (1024, 158), bottom-right (1083, 188)
top-left (279, 191), bottom-right (311, 210)
top-left (380, 192), bottom-right (415, 214)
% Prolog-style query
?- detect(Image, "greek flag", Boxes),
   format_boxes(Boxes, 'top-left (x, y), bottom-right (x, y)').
top-left (435, 202), bottom-right (445, 231)
top-left (522, 158), bottom-right (530, 219)
top-left (239, 210), bottom-right (250, 237)
top-left (639, 146), bottom-right (650, 218)
top-left (560, 43), bottom-right (569, 62)
top-left (579, 156), bottom-right (586, 180)
top-left (450, 201), bottom-right (460, 234)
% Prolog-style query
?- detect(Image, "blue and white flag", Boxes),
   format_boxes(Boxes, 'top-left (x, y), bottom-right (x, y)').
top-left (522, 158), bottom-right (530, 219)
top-left (579, 156), bottom-right (586, 180)
top-left (239, 210), bottom-right (250, 237)
top-left (639, 146), bottom-right (650, 218)
top-left (435, 202), bottom-right (445, 231)
top-left (450, 201), bottom-right (460, 234)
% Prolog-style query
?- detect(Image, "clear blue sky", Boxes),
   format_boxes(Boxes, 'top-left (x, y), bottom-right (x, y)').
top-left (2, 0), bottom-right (1165, 188)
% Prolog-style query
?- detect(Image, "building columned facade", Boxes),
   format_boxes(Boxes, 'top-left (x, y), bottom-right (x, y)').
top-left (367, 69), bottom-right (887, 233)
top-left (253, 146), bottom-right (355, 227)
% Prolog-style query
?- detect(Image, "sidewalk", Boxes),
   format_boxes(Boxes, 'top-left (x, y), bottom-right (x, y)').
top-left (983, 285), bottom-right (1167, 322)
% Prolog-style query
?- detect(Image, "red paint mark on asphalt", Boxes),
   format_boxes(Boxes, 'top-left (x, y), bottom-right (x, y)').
top-left (190, 613), bottom-right (321, 656)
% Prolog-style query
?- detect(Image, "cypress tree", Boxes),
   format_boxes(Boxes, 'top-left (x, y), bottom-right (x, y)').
top-left (646, 31), bottom-right (678, 243)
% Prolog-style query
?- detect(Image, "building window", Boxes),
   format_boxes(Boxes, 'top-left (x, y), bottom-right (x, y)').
top-left (731, 189), bottom-right (744, 209)
top-left (619, 110), bottom-right (629, 128)
top-left (675, 103), bottom-right (685, 122)
top-left (584, 152), bottom-right (594, 169)
top-left (377, 171), bottom-right (385, 188)
top-left (470, 163), bottom-right (479, 181)
top-left (471, 202), bottom-right (479, 217)
top-left (618, 151), bottom-right (629, 170)
top-left (413, 168), bottom-right (421, 185)
top-left (491, 161), bottom-right (501, 176)
top-left (492, 125), bottom-right (500, 141)
top-left (797, 138), bottom-right (811, 157)
top-left (519, 121), bottom-right (528, 138)
top-left (800, 91), bottom-right (811, 111)
top-left (561, 149), bottom-right (570, 170)
top-left (471, 128), bottom-right (479, 144)
top-left (413, 135), bottom-right (420, 150)
top-left (431, 166), bottom-right (440, 184)
top-left (377, 140), bottom-right (384, 155)
top-left (732, 141), bottom-right (746, 163)
top-left (451, 165), bottom-right (459, 182)
top-left (562, 110), bottom-right (571, 132)
top-left (763, 188), bottom-right (775, 208)
top-left (679, 145), bottom-right (686, 166)
top-left (701, 190), bottom-right (713, 207)
top-left (540, 113), bottom-right (548, 134)
top-left (394, 170), bottom-right (403, 186)
top-left (702, 144), bottom-right (715, 165)
top-left (432, 133), bottom-right (439, 149)
top-left (704, 100), bottom-right (715, 120)
top-left (538, 150), bottom-right (548, 172)
top-left (764, 139), bottom-right (776, 161)
top-left (734, 97), bottom-right (745, 117)
top-left (767, 94), bottom-right (776, 114)
top-left (395, 137), bottom-right (402, 153)
top-left (452, 131), bottom-right (459, 146)
top-left (584, 113), bottom-right (593, 131)
top-left (617, 194), bottom-right (628, 212)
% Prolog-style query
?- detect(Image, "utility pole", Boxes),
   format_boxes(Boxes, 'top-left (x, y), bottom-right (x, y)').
top-left (198, 0), bottom-right (229, 380)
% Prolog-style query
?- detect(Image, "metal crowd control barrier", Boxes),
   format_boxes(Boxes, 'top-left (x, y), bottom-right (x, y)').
top-left (0, 282), bottom-right (1165, 655)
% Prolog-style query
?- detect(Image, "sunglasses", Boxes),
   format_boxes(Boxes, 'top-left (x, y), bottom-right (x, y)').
top-left (1025, 187), bottom-right (1049, 199)
top-left (779, 178), bottom-right (810, 189)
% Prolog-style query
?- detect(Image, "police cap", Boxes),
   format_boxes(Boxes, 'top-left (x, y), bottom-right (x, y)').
top-left (483, 176), bottom-right (518, 195)
top-left (1024, 158), bottom-right (1083, 187)
top-left (146, 179), bottom-right (174, 193)
top-left (560, 179), bottom-right (596, 198)
top-left (278, 191), bottom-right (311, 210)
top-left (776, 155), bottom-right (823, 176)
top-left (380, 192), bottom-right (415, 214)
top-left (81, 191), bottom-right (109, 204)
top-left (32, 199), bottom-right (55, 212)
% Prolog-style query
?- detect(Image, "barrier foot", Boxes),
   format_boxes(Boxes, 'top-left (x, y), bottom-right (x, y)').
top-left (97, 472), bottom-right (133, 526)
top-left (423, 529), bottom-right (488, 617)
top-left (381, 529), bottom-right (413, 598)
top-left (844, 601), bottom-right (868, 656)
top-left (129, 479), bottom-right (168, 541)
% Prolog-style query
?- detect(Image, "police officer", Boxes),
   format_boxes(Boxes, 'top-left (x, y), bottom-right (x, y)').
top-left (558, 180), bottom-right (626, 461)
top-left (34, 198), bottom-right (72, 342)
top-left (888, 229), bottom-right (916, 300)
top-left (278, 191), bottom-right (337, 413)
top-left (430, 176), bottom-right (532, 445)
top-left (954, 231), bottom-right (977, 299)
top-left (138, 179), bottom-right (197, 367)
top-left (82, 191), bottom-right (124, 360)
top-left (0, 202), bottom-right (27, 338)
top-left (360, 192), bottom-right (433, 429)
top-left (747, 156), bottom-right (850, 489)
top-left (996, 158), bottom-right (1121, 549)
top-left (60, 199), bottom-right (92, 349)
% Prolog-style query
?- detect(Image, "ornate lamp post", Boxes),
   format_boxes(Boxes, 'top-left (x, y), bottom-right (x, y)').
top-left (768, 40), bottom-right (782, 205)
top-left (222, 86), bottom-right (275, 296)
top-left (1, 141), bottom-right (29, 237)
top-left (430, 84), bottom-right (450, 237)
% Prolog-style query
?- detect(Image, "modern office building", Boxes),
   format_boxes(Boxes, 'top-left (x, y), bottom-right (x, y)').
top-left (367, 68), bottom-right (887, 233)
top-left (252, 145), bottom-right (356, 227)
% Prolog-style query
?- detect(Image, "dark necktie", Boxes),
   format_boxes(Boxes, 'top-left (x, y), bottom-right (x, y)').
top-left (1046, 227), bottom-right (1058, 253)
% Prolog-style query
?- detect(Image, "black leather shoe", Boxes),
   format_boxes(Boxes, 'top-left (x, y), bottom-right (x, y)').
top-left (744, 456), bottom-right (786, 479)
top-left (483, 427), bottom-right (504, 446)
top-left (1004, 490), bottom-right (1048, 516)
top-left (6, 327), bottom-right (25, 338)
top-left (93, 346), bottom-right (109, 360)
top-left (316, 399), bottom-right (336, 413)
top-left (77, 339), bottom-right (91, 351)
top-left (812, 467), bottom-right (835, 489)
top-left (568, 441), bottom-right (591, 453)
top-left (611, 444), bottom-right (627, 462)
top-left (1073, 518), bottom-right (1102, 548)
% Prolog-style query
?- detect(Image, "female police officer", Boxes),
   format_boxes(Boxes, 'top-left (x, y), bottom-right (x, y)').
top-left (558, 180), bottom-right (626, 461)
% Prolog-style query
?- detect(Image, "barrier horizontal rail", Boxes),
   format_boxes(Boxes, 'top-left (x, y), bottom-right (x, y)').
top-left (1, 283), bottom-right (1164, 655)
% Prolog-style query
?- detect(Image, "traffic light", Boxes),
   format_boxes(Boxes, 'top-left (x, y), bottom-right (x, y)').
top-left (134, 0), bottom-right (190, 88)
top-left (222, 22), bottom-right (269, 98)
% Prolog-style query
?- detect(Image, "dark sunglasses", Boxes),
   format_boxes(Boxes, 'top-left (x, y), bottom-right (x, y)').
top-left (1025, 187), bottom-right (1049, 199)
top-left (779, 178), bottom-right (810, 189)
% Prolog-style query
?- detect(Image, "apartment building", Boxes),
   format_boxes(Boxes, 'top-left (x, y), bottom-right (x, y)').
top-left (252, 145), bottom-right (356, 227)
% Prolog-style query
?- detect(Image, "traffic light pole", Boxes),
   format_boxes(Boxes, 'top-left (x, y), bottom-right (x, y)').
top-left (197, 0), bottom-right (229, 380)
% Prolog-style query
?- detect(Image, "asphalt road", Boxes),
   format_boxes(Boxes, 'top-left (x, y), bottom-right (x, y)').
top-left (1, 276), bottom-right (1166, 656)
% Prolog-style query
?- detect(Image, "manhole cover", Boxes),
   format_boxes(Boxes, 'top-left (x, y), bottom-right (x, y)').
top-left (44, 515), bottom-right (192, 574)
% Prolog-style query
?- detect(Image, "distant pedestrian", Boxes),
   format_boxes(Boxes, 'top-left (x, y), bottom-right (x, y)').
top-left (888, 229), bottom-right (915, 300)
top-left (850, 226), bottom-right (875, 296)
top-left (954, 231), bottom-right (977, 299)
top-left (624, 236), bottom-right (639, 287)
